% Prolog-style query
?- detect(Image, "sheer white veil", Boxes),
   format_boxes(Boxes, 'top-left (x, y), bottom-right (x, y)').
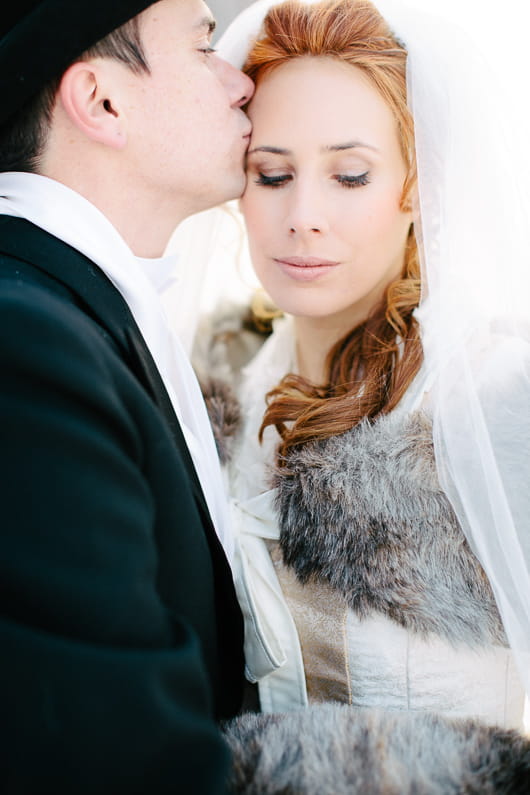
top-left (170, 0), bottom-right (530, 696)
top-left (376, 0), bottom-right (530, 699)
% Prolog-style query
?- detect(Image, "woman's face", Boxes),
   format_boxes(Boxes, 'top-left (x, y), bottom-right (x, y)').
top-left (241, 56), bottom-right (412, 331)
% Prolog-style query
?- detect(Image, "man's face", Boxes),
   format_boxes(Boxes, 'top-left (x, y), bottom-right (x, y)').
top-left (122, 0), bottom-right (253, 221)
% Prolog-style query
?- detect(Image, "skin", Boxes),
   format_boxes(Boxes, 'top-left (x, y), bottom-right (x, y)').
top-left (42, 0), bottom-right (254, 256)
top-left (241, 56), bottom-right (412, 383)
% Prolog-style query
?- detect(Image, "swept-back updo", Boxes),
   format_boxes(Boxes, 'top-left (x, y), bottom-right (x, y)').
top-left (244, 0), bottom-right (422, 457)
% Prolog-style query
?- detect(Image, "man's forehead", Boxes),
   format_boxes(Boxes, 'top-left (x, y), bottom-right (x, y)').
top-left (138, 0), bottom-right (216, 47)
top-left (145, 0), bottom-right (216, 35)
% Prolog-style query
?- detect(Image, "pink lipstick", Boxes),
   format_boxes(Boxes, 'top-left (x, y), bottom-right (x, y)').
top-left (274, 256), bottom-right (340, 282)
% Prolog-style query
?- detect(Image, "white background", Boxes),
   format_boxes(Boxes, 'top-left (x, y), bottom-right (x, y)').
top-left (209, 0), bottom-right (530, 129)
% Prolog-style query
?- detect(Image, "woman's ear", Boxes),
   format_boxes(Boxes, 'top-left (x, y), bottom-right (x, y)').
top-left (57, 60), bottom-right (127, 149)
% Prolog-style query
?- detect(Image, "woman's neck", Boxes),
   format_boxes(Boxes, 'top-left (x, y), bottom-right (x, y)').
top-left (294, 316), bottom-right (350, 384)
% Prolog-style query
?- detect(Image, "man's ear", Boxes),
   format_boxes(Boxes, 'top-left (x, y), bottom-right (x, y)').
top-left (58, 61), bottom-right (127, 149)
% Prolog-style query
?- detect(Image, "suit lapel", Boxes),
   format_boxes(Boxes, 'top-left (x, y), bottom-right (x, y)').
top-left (0, 216), bottom-right (212, 526)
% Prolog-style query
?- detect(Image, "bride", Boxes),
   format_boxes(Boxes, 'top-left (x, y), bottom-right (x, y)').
top-left (173, 0), bottom-right (530, 789)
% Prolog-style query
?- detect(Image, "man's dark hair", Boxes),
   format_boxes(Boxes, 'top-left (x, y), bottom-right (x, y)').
top-left (0, 16), bottom-right (149, 173)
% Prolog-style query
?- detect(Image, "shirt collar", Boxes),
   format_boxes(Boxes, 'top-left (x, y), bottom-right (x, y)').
top-left (137, 252), bottom-right (179, 294)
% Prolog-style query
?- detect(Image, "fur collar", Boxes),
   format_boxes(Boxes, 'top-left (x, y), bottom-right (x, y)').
top-left (197, 311), bottom-right (505, 648)
top-left (272, 410), bottom-right (505, 647)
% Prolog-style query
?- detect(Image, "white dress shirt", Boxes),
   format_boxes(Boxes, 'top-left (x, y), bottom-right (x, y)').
top-left (0, 171), bottom-right (233, 560)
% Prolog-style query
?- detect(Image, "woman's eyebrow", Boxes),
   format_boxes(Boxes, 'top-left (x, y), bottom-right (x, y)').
top-left (247, 142), bottom-right (380, 156)
top-left (247, 146), bottom-right (291, 156)
top-left (326, 140), bottom-right (380, 153)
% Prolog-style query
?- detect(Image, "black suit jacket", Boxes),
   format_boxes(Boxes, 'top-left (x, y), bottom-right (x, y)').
top-left (0, 217), bottom-right (244, 794)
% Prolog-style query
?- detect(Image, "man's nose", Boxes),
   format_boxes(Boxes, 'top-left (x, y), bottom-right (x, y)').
top-left (218, 57), bottom-right (254, 108)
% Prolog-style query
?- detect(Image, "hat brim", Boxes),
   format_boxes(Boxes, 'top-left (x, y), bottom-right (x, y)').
top-left (0, 0), bottom-right (159, 126)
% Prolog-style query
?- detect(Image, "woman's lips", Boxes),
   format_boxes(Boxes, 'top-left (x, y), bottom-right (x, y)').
top-left (274, 256), bottom-right (340, 282)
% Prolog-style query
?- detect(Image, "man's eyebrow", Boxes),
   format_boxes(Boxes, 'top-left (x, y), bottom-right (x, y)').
top-left (195, 16), bottom-right (216, 36)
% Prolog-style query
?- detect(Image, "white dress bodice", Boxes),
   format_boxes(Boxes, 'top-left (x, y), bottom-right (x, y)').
top-left (227, 317), bottom-right (526, 728)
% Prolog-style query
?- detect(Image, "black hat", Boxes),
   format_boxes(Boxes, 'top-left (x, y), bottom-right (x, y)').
top-left (0, 0), bottom-right (159, 126)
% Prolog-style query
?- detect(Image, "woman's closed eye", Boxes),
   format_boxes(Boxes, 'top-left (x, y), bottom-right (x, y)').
top-left (335, 172), bottom-right (370, 188)
top-left (254, 171), bottom-right (371, 189)
top-left (255, 172), bottom-right (292, 188)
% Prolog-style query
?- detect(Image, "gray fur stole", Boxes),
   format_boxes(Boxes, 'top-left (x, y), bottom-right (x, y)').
top-left (273, 410), bottom-right (505, 647)
top-left (223, 704), bottom-right (530, 794)
top-left (201, 366), bottom-right (505, 647)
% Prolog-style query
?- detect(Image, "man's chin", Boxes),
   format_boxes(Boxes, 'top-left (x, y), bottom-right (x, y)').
top-left (214, 170), bottom-right (247, 206)
top-left (179, 170), bottom-right (248, 221)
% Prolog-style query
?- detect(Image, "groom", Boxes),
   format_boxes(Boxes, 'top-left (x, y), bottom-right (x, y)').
top-left (0, 1), bottom-right (253, 792)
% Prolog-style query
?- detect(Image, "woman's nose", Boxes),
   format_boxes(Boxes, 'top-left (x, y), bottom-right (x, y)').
top-left (289, 223), bottom-right (322, 234)
top-left (285, 189), bottom-right (329, 236)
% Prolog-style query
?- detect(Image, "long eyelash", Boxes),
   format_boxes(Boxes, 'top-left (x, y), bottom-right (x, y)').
top-left (255, 173), bottom-right (291, 188)
top-left (336, 172), bottom-right (370, 188)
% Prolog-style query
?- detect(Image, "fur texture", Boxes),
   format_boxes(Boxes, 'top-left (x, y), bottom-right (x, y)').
top-left (196, 307), bottom-right (505, 644)
top-left (193, 301), bottom-right (267, 386)
top-left (200, 376), bottom-right (241, 465)
top-left (195, 302), bottom-right (263, 463)
top-left (223, 704), bottom-right (530, 794)
top-left (273, 411), bottom-right (505, 646)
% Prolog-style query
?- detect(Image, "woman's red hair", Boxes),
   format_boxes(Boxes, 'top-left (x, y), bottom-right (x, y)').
top-left (244, 0), bottom-right (422, 458)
